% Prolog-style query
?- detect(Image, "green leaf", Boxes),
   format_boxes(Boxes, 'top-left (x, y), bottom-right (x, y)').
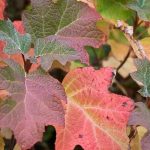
top-left (127, 0), bottom-right (150, 21)
top-left (0, 20), bottom-right (31, 54)
top-left (34, 38), bottom-right (80, 70)
top-left (22, 0), bottom-right (103, 69)
top-left (131, 58), bottom-right (150, 97)
top-left (96, 0), bottom-right (135, 21)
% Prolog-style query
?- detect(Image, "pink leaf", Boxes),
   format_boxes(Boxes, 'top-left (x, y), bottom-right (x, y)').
top-left (56, 67), bottom-right (134, 150)
top-left (0, 60), bottom-right (67, 149)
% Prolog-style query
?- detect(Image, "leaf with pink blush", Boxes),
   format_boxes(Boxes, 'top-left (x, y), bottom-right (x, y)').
top-left (56, 67), bottom-right (134, 150)
top-left (22, 0), bottom-right (104, 70)
top-left (0, 60), bottom-right (67, 149)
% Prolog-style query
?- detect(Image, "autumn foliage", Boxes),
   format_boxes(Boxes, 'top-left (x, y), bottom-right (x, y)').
top-left (0, 0), bottom-right (150, 150)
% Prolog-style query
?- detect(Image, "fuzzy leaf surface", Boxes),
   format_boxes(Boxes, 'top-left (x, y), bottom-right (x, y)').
top-left (0, 20), bottom-right (31, 54)
top-left (0, 60), bottom-right (66, 149)
top-left (56, 67), bottom-right (134, 150)
top-left (23, 0), bottom-right (103, 66)
top-left (127, 0), bottom-right (150, 21)
top-left (34, 38), bottom-right (80, 70)
top-left (128, 102), bottom-right (150, 150)
top-left (131, 59), bottom-right (150, 97)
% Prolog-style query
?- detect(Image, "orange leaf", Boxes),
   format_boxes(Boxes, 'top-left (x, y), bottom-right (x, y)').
top-left (56, 67), bottom-right (134, 150)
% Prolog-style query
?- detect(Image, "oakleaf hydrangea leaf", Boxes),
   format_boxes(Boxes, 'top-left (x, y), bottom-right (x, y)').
top-left (22, 0), bottom-right (103, 66)
top-left (0, 20), bottom-right (31, 54)
top-left (127, 0), bottom-right (150, 21)
top-left (131, 59), bottom-right (150, 97)
top-left (0, 60), bottom-right (66, 149)
top-left (128, 102), bottom-right (150, 150)
top-left (35, 38), bottom-right (80, 71)
top-left (56, 67), bottom-right (134, 150)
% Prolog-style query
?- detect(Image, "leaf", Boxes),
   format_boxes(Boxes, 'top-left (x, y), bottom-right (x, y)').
top-left (108, 39), bottom-right (129, 61)
top-left (0, 0), bottom-right (5, 20)
top-left (0, 60), bottom-right (67, 149)
top-left (56, 67), bottom-right (134, 150)
top-left (127, 0), bottom-right (150, 21)
top-left (131, 58), bottom-right (150, 97)
top-left (108, 29), bottom-right (130, 61)
top-left (0, 20), bottom-right (31, 54)
top-left (128, 102), bottom-right (150, 150)
top-left (0, 21), bottom-right (39, 73)
top-left (97, 20), bottom-right (110, 36)
top-left (22, 0), bottom-right (104, 66)
top-left (34, 38), bottom-right (80, 71)
top-left (96, 0), bottom-right (134, 21)
top-left (77, 0), bottom-right (95, 8)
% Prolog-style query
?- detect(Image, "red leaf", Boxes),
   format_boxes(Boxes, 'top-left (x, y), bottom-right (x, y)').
top-left (0, 60), bottom-right (67, 149)
top-left (0, 0), bottom-right (5, 20)
top-left (13, 21), bottom-right (25, 34)
top-left (56, 67), bottom-right (134, 150)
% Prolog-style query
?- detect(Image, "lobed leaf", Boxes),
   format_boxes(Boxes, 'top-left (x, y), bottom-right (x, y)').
top-left (22, 0), bottom-right (104, 68)
top-left (0, 60), bottom-right (67, 149)
top-left (0, 20), bottom-right (31, 54)
top-left (56, 67), bottom-right (134, 150)
top-left (34, 38), bottom-right (80, 71)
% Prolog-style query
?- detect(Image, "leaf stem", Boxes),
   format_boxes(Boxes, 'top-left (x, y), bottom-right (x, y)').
top-left (21, 54), bottom-right (32, 73)
top-left (117, 47), bottom-right (131, 72)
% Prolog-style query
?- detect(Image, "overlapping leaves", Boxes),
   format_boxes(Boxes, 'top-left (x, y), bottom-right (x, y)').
top-left (23, 0), bottom-right (104, 69)
top-left (0, 60), bottom-right (67, 149)
top-left (0, 20), bottom-right (31, 54)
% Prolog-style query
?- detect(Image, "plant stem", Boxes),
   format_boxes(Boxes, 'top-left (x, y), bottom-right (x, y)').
top-left (117, 47), bottom-right (131, 72)
top-left (21, 54), bottom-right (32, 73)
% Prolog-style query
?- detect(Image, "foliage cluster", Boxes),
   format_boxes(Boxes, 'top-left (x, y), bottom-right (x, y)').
top-left (0, 0), bottom-right (150, 150)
